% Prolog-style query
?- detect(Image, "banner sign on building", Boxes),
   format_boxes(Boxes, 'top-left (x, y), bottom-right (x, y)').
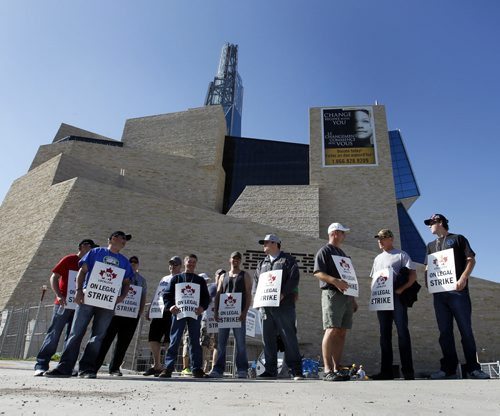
top-left (218, 293), bottom-right (242, 329)
top-left (322, 106), bottom-right (378, 167)
top-left (426, 248), bottom-right (456, 293)
top-left (331, 256), bottom-right (359, 297)
top-left (175, 282), bottom-right (200, 319)
top-left (66, 270), bottom-right (78, 310)
top-left (84, 261), bottom-right (125, 310)
top-left (149, 277), bottom-right (171, 319)
top-left (253, 270), bottom-right (282, 308)
top-left (115, 285), bottom-right (142, 318)
top-left (369, 267), bottom-right (394, 311)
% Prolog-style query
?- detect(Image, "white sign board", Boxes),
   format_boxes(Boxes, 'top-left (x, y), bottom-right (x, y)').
top-left (427, 248), bottom-right (457, 293)
top-left (331, 255), bottom-right (359, 297)
top-left (175, 282), bottom-right (200, 319)
top-left (369, 267), bottom-right (394, 311)
top-left (253, 270), bottom-right (282, 308)
top-left (149, 276), bottom-right (171, 319)
top-left (204, 300), bottom-right (218, 334)
top-left (115, 284), bottom-right (142, 318)
top-left (65, 270), bottom-right (78, 310)
top-left (245, 308), bottom-right (262, 338)
top-left (84, 261), bottom-right (125, 310)
top-left (218, 293), bottom-right (242, 329)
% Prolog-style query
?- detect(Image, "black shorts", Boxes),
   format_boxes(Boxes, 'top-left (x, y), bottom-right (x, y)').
top-left (148, 312), bottom-right (172, 343)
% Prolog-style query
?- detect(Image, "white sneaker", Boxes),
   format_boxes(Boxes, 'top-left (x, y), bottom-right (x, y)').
top-left (468, 370), bottom-right (490, 379)
top-left (34, 369), bottom-right (45, 377)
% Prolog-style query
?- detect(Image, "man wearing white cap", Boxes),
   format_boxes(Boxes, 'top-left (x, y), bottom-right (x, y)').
top-left (254, 234), bottom-right (303, 380)
top-left (314, 223), bottom-right (357, 381)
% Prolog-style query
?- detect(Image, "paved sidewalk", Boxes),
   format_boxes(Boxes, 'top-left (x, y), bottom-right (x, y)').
top-left (0, 360), bottom-right (498, 415)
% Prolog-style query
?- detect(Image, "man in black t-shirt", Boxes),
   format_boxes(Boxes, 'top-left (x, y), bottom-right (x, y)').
top-left (424, 214), bottom-right (489, 379)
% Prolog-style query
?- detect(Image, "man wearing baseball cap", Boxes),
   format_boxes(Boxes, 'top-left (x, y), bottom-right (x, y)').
top-left (370, 229), bottom-right (416, 380)
top-left (314, 223), bottom-right (358, 381)
top-left (34, 238), bottom-right (98, 376)
top-left (45, 231), bottom-right (134, 378)
top-left (254, 234), bottom-right (303, 380)
top-left (424, 214), bottom-right (489, 379)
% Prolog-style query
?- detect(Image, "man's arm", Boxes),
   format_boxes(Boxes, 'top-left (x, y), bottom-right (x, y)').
top-left (74, 264), bottom-right (88, 305)
top-left (457, 257), bottom-right (475, 291)
top-left (313, 271), bottom-right (348, 292)
top-left (49, 273), bottom-right (65, 305)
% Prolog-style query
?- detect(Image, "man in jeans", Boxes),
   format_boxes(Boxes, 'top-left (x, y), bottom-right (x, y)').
top-left (208, 251), bottom-right (252, 379)
top-left (34, 239), bottom-right (98, 376)
top-left (45, 231), bottom-right (134, 378)
top-left (425, 214), bottom-right (489, 380)
top-left (370, 229), bottom-right (416, 380)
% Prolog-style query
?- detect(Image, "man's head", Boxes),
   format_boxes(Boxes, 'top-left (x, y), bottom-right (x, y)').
top-left (374, 229), bottom-right (394, 251)
top-left (78, 239), bottom-right (98, 256)
top-left (258, 234), bottom-right (281, 256)
top-left (214, 268), bottom-right (226, 284)
top-left (230, 251), bottom-right (242, 268)
top-left (108, 231), bottom-right (132, 251)
top-left (129, 255), bottom-right (139, 271)
top-left (327, 223), bottom-right (350, 247)
top-left (184, 254), bottom-right (198, 273)
top-left (424, 214), bottom-right (449, 234)
top-left (168, 255), bottom-right (182, 274)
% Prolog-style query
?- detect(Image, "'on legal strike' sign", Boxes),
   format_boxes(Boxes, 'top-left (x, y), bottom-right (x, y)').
top-left (84, 261), bottom-right (125, 310)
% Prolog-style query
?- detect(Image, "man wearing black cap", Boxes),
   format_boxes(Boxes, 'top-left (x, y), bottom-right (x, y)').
top-left (254, 234), bottom-right (303, 380)
top-left (143, 256), bottom-right (182, 376)
top-left (45, 231), bottom-right (134, 378)
top-left (370, 229), bottom-right (416, 380)
top-left (424, 214), bottom-right (489, 379)
top-left (34, 238), bottom-right (98, 376)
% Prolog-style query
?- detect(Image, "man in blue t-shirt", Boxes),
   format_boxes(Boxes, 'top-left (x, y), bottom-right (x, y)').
top-left (45, 231), bottom-right (134, 378)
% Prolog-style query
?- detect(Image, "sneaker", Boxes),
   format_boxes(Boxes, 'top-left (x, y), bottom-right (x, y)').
top-left (257, 371), bottom-right (277, 380)
top-left (44, 368), bottom-right (71, 378)
top-left (109, 370), bottom-right (123, 376)
top-left (323, 371), bottom-right (336, 381)
top-left (332, 369), bottom-right (351, 381)
top-left (371, 372), bottom-right (394, 381)
top-left (192, 369), bottom-right (206, 378)
top-left (293, 373), bottom-right (304, 381)
top-left (207, 370), bottom-right (223, 378)
top-left (181, 367), bottom-right (192, 376)
top-left (430, 370), bottom-right (457, 380)
top-left (143, 367), bottom-right (162, 377)
top-left (237, 371), bottom-right (248, 379)
top-left (158, 368), bottom-right (172, 378)
top-left (34, 369), bottom-right (45, 377)
top-left (71, 369), bottom-right (78, 377)
top-left (468, 369), bottom-right (490, 379)
top-left (79, 371), bottom-right (97, 379)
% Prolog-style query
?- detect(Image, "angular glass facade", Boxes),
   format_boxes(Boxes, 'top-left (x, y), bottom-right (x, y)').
top-left (389, 130), bottom-right (420, 200)
top-left (222, 136), bottom-right (309, 213)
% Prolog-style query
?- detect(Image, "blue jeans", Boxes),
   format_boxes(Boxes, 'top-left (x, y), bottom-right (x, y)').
top-left (35, 305), bottom-right (74, 371)
top-left (164, 315), bottom-right (203, 371)
top-left (262, 304), bottom-right (302, 376)
top-left (55, 304), bottom-right (114, 375)
top-left (377, 294), bottom-right (413, 376)
top-left (213, 322), bottom-right (248, 374)
top-left (433, 290), bottom-right (480, 374)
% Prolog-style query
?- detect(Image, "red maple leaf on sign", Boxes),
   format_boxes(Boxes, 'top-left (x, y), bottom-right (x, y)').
top-left (376, 274), bottom-right (388, 285)
top-left (224, 294), bottom-right (237, 307)
top-left (267, 273), bottom-right (277, 284)
top-left (128, 287), bottom-right (137, 295)
top-left (181, 284), bottom-right (195, 296)
top-left (340, 259), bottom-right (350, 271)
top-left (99, 268), bottom-right (117, 280)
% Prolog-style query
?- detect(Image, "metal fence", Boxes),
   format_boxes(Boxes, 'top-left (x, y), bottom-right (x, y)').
top-left (0, 303), bottom-right (260, 375)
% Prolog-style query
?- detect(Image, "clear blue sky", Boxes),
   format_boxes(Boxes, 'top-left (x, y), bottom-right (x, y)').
top-left (1, 0), bottom-right (499, 282)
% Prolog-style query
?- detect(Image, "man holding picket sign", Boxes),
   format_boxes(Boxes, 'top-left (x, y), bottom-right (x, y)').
top-left (208, 251), bottom-right (252, 379)
top-left (45, 231), bottom-right (134, 378)
top-left (424, 214), bottom-right (489, 380)
top-left (253, 234), bottom-right (304, 380)
top-left (369, 229), bottom-right (416, 380)
top-left (159, 254), bottom-right (210, 378)
top-left (314, 223), bottom-right (359, 382)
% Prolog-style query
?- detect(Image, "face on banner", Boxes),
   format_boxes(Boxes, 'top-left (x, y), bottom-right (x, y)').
top-left (426, 248), bottom-right (456, 293)
top-left (322, 106), bottom-right (378, 167)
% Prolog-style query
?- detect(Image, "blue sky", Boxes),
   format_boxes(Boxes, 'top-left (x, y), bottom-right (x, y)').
top-left (1, 0), bottom-right (499, 282)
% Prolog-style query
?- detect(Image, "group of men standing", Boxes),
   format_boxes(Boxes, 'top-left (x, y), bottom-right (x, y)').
top-left (34, 212), bottom-right (489, 380)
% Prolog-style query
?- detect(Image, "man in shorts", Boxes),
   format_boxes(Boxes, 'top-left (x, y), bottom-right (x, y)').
top-left (314, 223), bottom-right (358, 381)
